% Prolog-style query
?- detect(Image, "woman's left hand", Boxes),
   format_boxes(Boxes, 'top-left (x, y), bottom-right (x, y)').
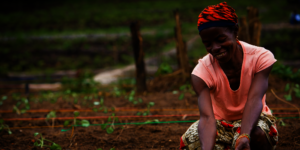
top-left (235, 137), bottom-right (250, 150)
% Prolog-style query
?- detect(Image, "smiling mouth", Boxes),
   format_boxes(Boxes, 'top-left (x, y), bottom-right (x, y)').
top-left (216, 52), bottom-right (227, 58)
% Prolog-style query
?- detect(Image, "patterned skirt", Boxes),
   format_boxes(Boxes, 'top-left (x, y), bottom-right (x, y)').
top-left (180, 113), bottom-right (278, 150)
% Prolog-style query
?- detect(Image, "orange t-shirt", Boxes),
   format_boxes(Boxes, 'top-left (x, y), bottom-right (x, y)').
top-left (192, 41), bottom-right (277, 121)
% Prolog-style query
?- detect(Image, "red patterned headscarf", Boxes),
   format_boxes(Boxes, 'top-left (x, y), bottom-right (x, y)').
top-left (197, 2), bottom-right (238, 32)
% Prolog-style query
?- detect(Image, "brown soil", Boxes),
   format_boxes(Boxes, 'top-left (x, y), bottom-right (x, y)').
top-left (1, 75), bottom-right (300, 150)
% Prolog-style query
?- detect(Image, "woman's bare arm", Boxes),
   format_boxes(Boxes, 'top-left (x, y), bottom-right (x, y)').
top-left (239, 65), bottom-right (273, 143)
top-left (191, 74), bottom-right (216, 150)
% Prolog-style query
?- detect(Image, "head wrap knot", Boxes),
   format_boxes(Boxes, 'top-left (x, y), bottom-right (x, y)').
top-left (197, 2), bottom-right (238, 32)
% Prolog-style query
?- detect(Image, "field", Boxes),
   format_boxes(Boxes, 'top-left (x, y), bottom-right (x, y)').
top-left (1, 72), bottom-right (300, 149)
top-left (1, 0), bottom-right (300, 149)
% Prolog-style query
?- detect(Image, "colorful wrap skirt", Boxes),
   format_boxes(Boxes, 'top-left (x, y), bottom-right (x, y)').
top-left (180, 113), bottom-right (278, 150)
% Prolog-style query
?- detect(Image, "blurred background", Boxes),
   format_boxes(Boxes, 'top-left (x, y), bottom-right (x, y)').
top-left (1, 1), bottom-right (300, 149)
top-left (0, 0), bottom-right (300, 92)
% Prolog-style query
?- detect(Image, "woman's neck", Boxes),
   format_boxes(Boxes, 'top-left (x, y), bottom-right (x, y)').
top-left (219, 44), bottom-right (243, 70)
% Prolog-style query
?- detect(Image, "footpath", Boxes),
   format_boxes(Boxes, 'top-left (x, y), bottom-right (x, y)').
top-left (93, 35), bottom-right (199, 85)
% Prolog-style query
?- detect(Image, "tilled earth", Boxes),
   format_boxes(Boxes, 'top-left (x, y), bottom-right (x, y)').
top-left (1, 75), bottom-right (300, 150)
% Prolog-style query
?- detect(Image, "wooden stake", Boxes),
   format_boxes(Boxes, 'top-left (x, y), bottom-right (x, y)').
top-left (247, 7), bottom-right (261, 46)
top-left (238, 16), bottom-right (250, 43)
top-left (174, 10), bottom-right (189, 78)
top-left (130, 22), bottom-right (147, 93)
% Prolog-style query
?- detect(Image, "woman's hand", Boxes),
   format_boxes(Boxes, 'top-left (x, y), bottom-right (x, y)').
top-left (235, 137), bottom-right (250, 150)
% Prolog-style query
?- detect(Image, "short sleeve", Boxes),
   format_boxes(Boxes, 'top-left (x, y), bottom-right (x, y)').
top-left (255, 49), bottom-right (277, 73)
top-left (192, 61), bottom-right (215, 89)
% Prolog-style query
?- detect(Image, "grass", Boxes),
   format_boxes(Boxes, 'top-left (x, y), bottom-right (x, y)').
top-left (0, 31), bottom-right (177, 74)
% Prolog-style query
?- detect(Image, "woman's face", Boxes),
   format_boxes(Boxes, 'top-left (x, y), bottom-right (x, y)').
top-left (199, 26), bottom-right (238, 64)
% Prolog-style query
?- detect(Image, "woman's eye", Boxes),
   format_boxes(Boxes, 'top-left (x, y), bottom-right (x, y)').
top-left (217, 38), bottom-right (226, 42)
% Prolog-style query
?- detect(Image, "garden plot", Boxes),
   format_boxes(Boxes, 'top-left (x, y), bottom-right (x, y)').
top-left (1, 73), bottom-right (300, 149)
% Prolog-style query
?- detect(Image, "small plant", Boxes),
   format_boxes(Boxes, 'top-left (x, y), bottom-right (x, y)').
top-left (93, 97), bottom-right (109, 113)
top-left (0, 119), bottom-right (12, 134)
top-left (33, 132), bottom-right (62, 150)
top-left (284, 83), bottom-right (300, 101)
top-left (13, 97), bottom-right (30, 115)
top-left (0, 95), bottom-right (7, 106)
top-left (101, 112), bottom-right (119, 134)
top-left (178, 93), bottom-right (184, 100)
top-left (101, 108), bottom-right (119, 134)
top-left (113, 87), bottom-right (121, 97)
top-left (144, 119), bottom-right (160, 124)
top-left (136, 102), bottom-right (155, 116)
top-left (277, 119), bottom-right (287, 126)
top-left (46, 111), bottom-right (56, 127)
top-left (64, 111), bottom-right (90, 127)
top-left (155, 62), bottom-right (173, 76)
top-left (12, 97), bottom-right (31, 115)
top-left (72, 92), bottom-right (78, 104)
top-left (126, 90), bottom-right (143, 105)
top-left (178, 84), bottom-right (195, 100)
top-left (272, 62), bottom-right (300, 83)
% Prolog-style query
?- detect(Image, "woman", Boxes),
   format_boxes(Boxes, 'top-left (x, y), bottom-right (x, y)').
top-left (180, 2), bottom-right (278, 150)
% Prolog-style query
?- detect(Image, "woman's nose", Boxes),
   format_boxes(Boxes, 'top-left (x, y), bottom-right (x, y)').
top-left (211, 42), bottom-right (221, 53)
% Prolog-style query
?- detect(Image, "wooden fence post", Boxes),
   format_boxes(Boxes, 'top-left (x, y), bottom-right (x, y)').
top-left (174, 10), bottom-right (189, 78)
top-left (238, 16), bottom-right (250, 43)
top-left (247, 7), bottom-right (261, 46)
top-left (130, 22), bottom-right (147, 93)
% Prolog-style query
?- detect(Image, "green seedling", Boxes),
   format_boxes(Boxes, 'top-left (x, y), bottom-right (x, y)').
top-left (72, 93), bottom-right (78, 104)
top-left (0, 95), bottom-right (7, 105)
top-left (144, 119), bottom-right (160, 124)
top-left (114, 87), bottom-right (121, 97)
top-left (155, 62), bottom-right (173, 76)
top-left (128, 90), bottom-right (135, 102)
top-left (65, 89), bottom-right (71, 94)
top-left (179, 84), bottom-right (196, 96)
top-left (284, 83), bottom-right (300, 101)
top-left (33, 132), bottom-right (62, 150)
top-left (94, 101), bottom-right (100, 105)
top-left (46, 111), bottom-right (56, 127)
top-left (0, 119), bottom-right (12, 134)
top-left (106, 113), bottom-right (119, 134)
top-left (93, 97), bottom-right (108, 113)
top-left (74, 98), bottom-right (78, 104)
top-left (138, 98), bottom-right (143, 103)
top-left (172, 90), bottom-right (178, 94)
top-left (63, 111), bottom-right (90, 127)
top-left (13, 105), bottom-right (26, 115)
top-left (278, 119), bottom-right (287, 126)
top-left (72, 92), bottom-right (77, 98)
top-left (136, 102), bottom-right (155, 116)
top-left (0, 95), bottom-right (7, 106)
top-left (2, 96), bottom-right (7, 100)
top-left (146, 102), bottom-right (155, 115)
top-left (13, 97), bottom-right (31, 115)
top-left (101, 108), bottom-right (119, 134)
top-left (178, 93), bottom-right (184, 100)
top-left (126, 90), bottom-right (143, 105)
top-left (271, 63), bottom-right (300, 83)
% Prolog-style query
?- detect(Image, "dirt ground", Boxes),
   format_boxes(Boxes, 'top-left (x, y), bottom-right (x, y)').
top-left (1, 75), bottom-right (300, 150)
